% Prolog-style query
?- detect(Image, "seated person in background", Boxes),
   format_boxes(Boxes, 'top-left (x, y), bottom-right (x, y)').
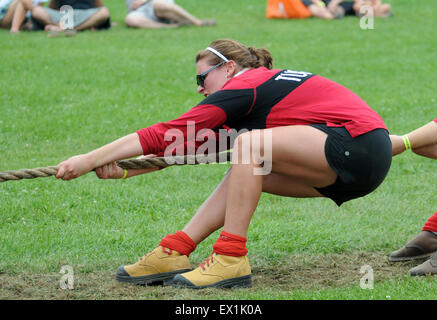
top-left (325, 0), bottom-right (357, 18)
top-left (301, 0), bottom-right (346, 19)
top-left (353, 0), bottom-right (392, 17)
top-left (125, 0), bottom-right (215, 29)
top-left (0, 0), bottom-right (27, 33)
top-left (301, 0), bottom-right (391, 19)
top-left (20, 0), bottom-right (48, 31)
top-left (25, 0), bottom-right (110, 32)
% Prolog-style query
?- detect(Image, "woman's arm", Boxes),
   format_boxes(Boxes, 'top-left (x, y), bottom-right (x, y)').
top-left (56, 133), bottom-right (143, 180)
top-left (56, 91), bottom-right (248, 181)
top-left (95, 155), bottom-right (160, 179)
top-left (412, 144), bottom-right (437, 159)
top-left (407, 120), bottom-right (437, 149)
top-left (391, 120), bottom-right (437, 159)
top-left (390, 134), bottom-right (405, 156)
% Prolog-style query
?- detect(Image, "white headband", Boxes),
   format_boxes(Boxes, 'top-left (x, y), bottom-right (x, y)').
top-left (205, 47), bottom-right (229, 62)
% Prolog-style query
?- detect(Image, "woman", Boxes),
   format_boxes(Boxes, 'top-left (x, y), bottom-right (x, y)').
top-left (389, 119), bottom-right (437, 276)
top-left (56, 39), bottom-right (392, 289)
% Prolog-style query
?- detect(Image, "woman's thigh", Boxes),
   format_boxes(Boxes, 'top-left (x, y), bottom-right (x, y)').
top-left (262, 172), bottom-right (325, 198)
top-left (264, 125), bottom-right (338, 188)
top-left (228, 125), bottom-right (335, 199)
top-left (237, 124), bottom-right (391, 205)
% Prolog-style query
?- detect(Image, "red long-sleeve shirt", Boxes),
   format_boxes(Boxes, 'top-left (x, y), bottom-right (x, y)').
top-left (137, 68), bottom-right (388, 156)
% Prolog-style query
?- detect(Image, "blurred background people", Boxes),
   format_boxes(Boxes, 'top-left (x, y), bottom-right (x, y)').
top-left (25, 0), bottom-right (110, 33)
top-left (300, 0), bottom-right (392, 19)
top-left (353, 0), bottom-right (392, 18)
top-left (125, 0), bottom-right (215, 29)
top-left (301, 0), bottom-right (347, 19)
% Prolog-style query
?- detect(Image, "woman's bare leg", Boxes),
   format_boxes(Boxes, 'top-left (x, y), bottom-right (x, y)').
top-left (75, 7), bottom-right (110, 31)
top-left (182, 170), bottom-right (230, 244)
top-left (153, 0), bottom-right (214, 26)
top-left (0, 0), bottom-right (19, 29)
top-left (183, 125), bottom-right (337, 241)
top-left (125, 12), bottom-right (178, 28)
top-left (30, 5), bottom-right (54, 26)
top-left (183, 167), bottom-right (328, 244)
top-left (224, 126), bottom-right (337, 237)
top-left (10, 1), bottom-right (27, 32)
top-left (308, 4), bottom-right (336, 19)
top-left (374, 3), bottom-right (391, 17)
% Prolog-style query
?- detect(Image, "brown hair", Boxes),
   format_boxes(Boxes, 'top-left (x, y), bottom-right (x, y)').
top-left (195, 39), bottom-right (273, 70)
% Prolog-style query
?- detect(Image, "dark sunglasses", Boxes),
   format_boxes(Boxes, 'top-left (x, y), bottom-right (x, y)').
top-left (196, 61), bottom-right (226, 87)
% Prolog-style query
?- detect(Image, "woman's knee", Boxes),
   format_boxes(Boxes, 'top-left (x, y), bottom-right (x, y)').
top-left (31, 6), bottom-right (50, 23)
top-left (125, 13), bottom-right (140, 27)
top-left (375, 3), bottom-right (391, 16)
top-left (97, 7), bottom-right (110, 20)
top-left (21, 0), bottom-right (34, 10)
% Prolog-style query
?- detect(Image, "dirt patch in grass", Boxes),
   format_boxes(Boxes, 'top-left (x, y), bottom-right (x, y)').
top-left (251, 251), bottom-right (416, 291)
top-left (0, 251), bottom-right (421, 299)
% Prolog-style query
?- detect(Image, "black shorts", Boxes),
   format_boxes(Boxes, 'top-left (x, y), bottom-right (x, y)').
top-left (311, 124), bottom-right (392, 206)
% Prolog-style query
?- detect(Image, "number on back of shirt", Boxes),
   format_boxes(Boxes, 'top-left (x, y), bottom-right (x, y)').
top-left (275, 70), bottom-right (312, 82)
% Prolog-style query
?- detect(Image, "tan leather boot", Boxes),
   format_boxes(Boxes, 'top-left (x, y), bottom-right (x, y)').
top-left (171, 253), bottom-right (252, 289)
top-left (116, 246), bottom-right (191, 285)
top-left (389, 231), bottom-right (437, 262)
top-left (409, 252), bottom-right (437, 276)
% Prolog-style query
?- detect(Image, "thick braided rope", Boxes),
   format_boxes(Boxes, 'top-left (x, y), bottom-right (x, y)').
top-left (0, 152), bottom-right (232, 183)
top-left (0, 166), bottom-right (60, 182)
top-left (116, 152), bottom-right (232, 169)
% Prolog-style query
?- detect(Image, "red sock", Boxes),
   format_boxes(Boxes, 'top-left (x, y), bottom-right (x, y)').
top-left (212, 230), bottom-right (248, 257)
top-left (160, 231), bottom-right (196, 257)
top-left (422, 211), bottom-right (437, 232)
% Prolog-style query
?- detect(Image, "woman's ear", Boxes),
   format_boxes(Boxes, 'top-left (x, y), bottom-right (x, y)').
top-left (226, 60), bottom-right (238, 78)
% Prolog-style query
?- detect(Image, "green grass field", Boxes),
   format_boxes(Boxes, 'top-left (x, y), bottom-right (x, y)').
top-left (0, 0), bottom-right (436, 300)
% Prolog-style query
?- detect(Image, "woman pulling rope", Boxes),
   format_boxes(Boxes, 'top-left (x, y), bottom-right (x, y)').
top-left (52, 38), bottom-right (393, 289)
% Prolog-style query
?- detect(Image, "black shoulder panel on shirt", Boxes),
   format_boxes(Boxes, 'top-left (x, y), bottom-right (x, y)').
top-left (197, 70), bottom-right (314, 132)
top-left (196, 89), bottom-right (255, 122)
top-left (226, 70), bottom-right (315, 131)
top-left (255, 70), bottom-right (314, 109)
